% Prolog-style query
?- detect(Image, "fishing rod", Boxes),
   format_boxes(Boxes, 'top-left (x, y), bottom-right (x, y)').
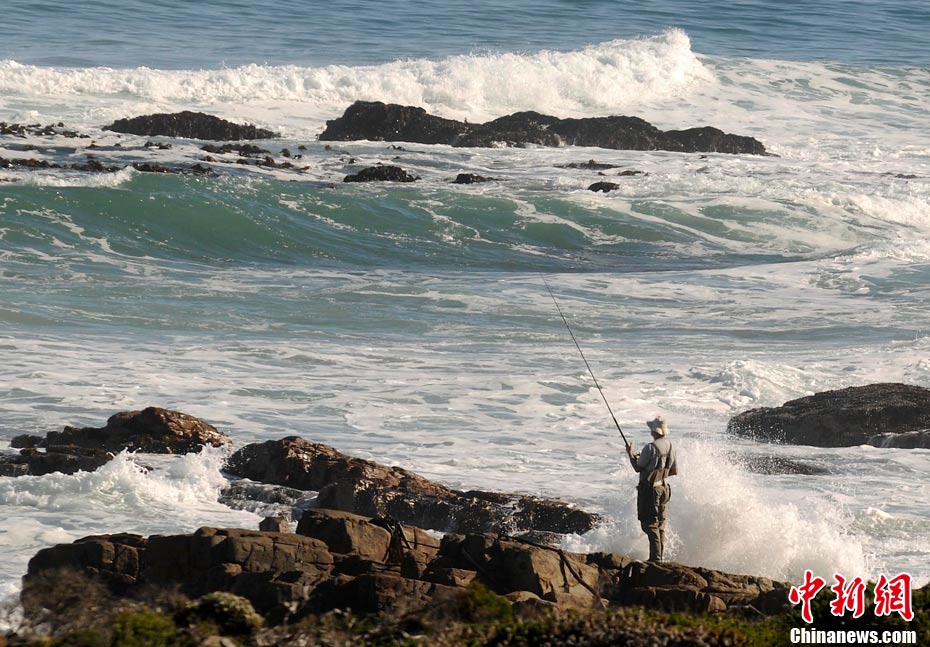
top-left (540, 274), bottom-right (629, 447)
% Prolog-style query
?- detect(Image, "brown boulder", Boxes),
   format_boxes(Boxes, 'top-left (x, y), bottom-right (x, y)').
top-left (613, 560), bottom-right (789, 615)
top-left (226, 436), bottom-right (598, 536)
top-left (433, 533), bottom-right (601, 609)
top-left (24, 527), bottom-right (334, 623)
top-left (45, 407), bottom-right (230, 454)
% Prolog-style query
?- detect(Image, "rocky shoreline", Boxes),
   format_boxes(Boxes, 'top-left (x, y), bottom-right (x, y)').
top-left (3, 384), bottom-right (929, 644)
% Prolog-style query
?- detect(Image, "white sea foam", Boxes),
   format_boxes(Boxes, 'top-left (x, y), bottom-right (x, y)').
top-left (12, 166), bottom-right (137, 188)
top-left (0, 448), bottom-right (260, 623)
top-left (563, 438), bottom-right (872, 582)
top-left (1, 28), bottom-right (924, 159)
top-left (0, 30), bottom-right (710, 131)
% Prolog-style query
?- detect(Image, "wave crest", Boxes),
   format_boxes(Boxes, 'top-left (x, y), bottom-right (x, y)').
top-left (0, 30), bottom-right (711, 124)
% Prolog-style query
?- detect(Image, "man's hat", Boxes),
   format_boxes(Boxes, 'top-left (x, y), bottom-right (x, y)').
top-left (647, 415), bottom-right (668, 436)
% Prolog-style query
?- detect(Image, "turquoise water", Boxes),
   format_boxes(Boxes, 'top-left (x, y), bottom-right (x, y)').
top-left (1, 0), bottom-right (929, 613)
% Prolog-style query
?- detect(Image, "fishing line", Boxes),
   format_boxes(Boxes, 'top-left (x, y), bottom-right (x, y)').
top-left (540, 274), bottom-right (629, 447)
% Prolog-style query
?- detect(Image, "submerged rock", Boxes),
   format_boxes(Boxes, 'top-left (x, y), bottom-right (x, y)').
top-left (343, 165), bottom-right (419, 182)
top-left (727, 383), bottom-right (930, 447)
top-left (588, 181), bottom-right (620, 193)
top-left (452, 173), bottom-right (494, 184)
top-left (320, 101), bottom-right (768, 155)
top-left (22, 508), bottom-right (790, 625)
top-left (225, 436), bottom-right (597, 536)
top-left (105, 111), bottom-right (275, 140)
top-left (733, 454), bottom-right (829, 476)
top-left (557, 160), bottom-right (620, 170)
top-left (867, 430), bottom-right (930, 449)
top-left (0, 445), bottom-right (111, 477)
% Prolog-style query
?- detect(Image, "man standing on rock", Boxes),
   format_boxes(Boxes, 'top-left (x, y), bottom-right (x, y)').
top-left (626, 416), bottom-right (678, 562)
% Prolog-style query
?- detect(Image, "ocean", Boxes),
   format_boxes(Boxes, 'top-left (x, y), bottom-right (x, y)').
top-left (1, 0), bottom-right (929, 617)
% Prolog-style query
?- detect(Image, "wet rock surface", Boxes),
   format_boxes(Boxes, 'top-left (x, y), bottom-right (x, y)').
top-left (23, 508), bottom-right (791, 625)
top-left (733, 454), bottom-right (829, 476)
top-left (728, 383), bottom-right (930, 447)
top-left (452, 172), bottom-right (494, 184)
top-left (225, 436), bottom-right (597, 536)
top-left (320, 101), bottom-right (769, 155)
top-left (44, 406), bottom-right (231, 453)
top-left (2, 154), bottom-right (213, 175)
top-left (0, 445), bottom-right (112, 477)
top-left (105, 111), bottom-right (275, 140)
top-left (3, 407), bottom-right (229, 476)
top-left (1, 121), bottom-right (87, 138)
top-left (867, 429), bottom-right (930, 449)
top-left (343, 164), bottom-right (419, 182)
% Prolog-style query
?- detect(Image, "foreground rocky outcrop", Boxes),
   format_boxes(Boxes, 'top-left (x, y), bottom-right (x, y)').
top-left (2, 407), bottom-right (230, 476)
top-left (319, 101), bottom-right (769, 155)
top-left (728, 383), bottom-right (930, 448)
top-left (22, 508), bottom-right (790, 629)
top-left (105, 111), bottom-right (275, 140)
top-left (225, 436), bottom-right (597, 537)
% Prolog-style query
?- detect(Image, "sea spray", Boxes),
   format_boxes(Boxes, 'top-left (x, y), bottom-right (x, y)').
top-left (0, 448), bottom-right (260, 610)
top-left (562, 437), bottom-right (872, 582)
top-left (0, 30), bottom-right (711, 131)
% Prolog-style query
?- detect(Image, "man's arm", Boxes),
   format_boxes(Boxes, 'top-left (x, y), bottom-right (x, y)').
top-left (625, 443), bottom-right (642, 472)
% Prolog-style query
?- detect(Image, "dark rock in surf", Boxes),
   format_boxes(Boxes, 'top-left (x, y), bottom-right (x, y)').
top-left (558, 160), bottom-right (620, 170)
top-left (131, 162), bottom-right (214, 175)
top-left (343, 165), bottom-right (419, 182)
top-left (452, 173), bottom-right (494, 184)
top-left (0, 156), bottom-right (62, 170)
top-left (320, 101), bottom-right (768, 155)
top-left (1, 156), bottom-right (211, 175)
top-left (41, 407), bottom-right (230, 454)
top-left (866, 430), bottom-right (930, 449)
top-left (452, 173), bottom-right (487, 184)
top-left (2, 408), bottom-right (226, 477)
top-left (733, 454), bottom-right (829, 476)
top-left (727, 383), bottom-right (930, 447)
top-left (0, 445), bottom-right (112, 477)
top-left (201, 143), bottom-right (271, 156)
top-left (225, 436), bottom-right (597, 536)
top-left (104, 111), bottom-right (274, 140)
top-left (617, 169), bottom-right (646, 176)
top-left (0, 121), bottom-right (87, 138)
top-left (71, 159), bottom-right (121, 173)
top-left (588, 181), bottom-right (620, 193)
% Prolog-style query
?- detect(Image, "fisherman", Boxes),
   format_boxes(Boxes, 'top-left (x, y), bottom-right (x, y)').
top-left (626, 416), bottom-right (678, 562)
